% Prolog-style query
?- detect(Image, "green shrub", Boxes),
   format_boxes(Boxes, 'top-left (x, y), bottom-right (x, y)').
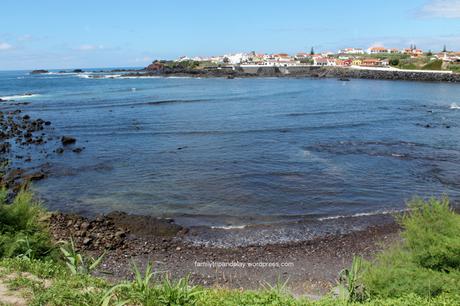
top-left (0, 189), bottom-right (55, 259)
top-left (363, 197), bottom-right (460, 299)
top-left (401, 197), bottom-right (460, 271)
top-left (389, 58), bottom-right (399, 66)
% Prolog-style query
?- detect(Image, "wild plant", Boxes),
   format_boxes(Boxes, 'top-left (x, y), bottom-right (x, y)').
top-left (101, 261), bottom-right (157, 306)
top-left (157, 274), bottom-right (202, 306)
top-left (59, 238), bottom-right (105, 275)
top-left (15, 236), bottom-right (36, 260)
top-left (336, 256), bottom-right (368, 303)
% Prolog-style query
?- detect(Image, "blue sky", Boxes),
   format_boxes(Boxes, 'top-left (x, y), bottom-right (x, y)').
top-left (1, 0), bottom-right (460, 70)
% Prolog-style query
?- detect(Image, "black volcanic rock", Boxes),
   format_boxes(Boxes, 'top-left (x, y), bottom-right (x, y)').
top-left (30, 70), bottom-right (49, 74)
top-left (61, 136), bottom-right (76, 145)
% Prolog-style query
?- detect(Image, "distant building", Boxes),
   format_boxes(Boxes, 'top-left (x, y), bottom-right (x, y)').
top-left (403, 48), bottom-right (424, 56)
top-left (261, 59), bottom-right (301, 67)
top-left (352, 59), bottom-right (363, 66)
top-left (339, 48), bottom-right (365, 54)
top-left (341, 59), bottom-right (353, 66)
top-left (314, 57), bottom-right (336, 66)
top-left (273, 53), bottom-right (290, 58)
top-left (295, 52), bottom-right (311, 59)
top-left (222, 53), bottom-right (251, 64)
top-left (436, 52), bottom-right (460, 62)
top-left (361, 58), bottom-right (383, 66)
top-left (367, 47), bottom-right (388, 54)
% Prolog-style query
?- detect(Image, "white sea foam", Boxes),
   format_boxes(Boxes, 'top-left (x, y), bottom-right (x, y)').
top-left (0, 93), bottom-right (39, 100)
top-left (318, 209), bottom-right (406, 221)
top-left (47, 72), bottom-right (78, 75)
top-left (211, 225), bottom-right (246, 230)
top-left (77, 74), bottom-right (123, 79)
top-left (450, 103), bottom-right (460, 109)
top-left (166, 76), bottom-right (192, 79)
top-left (119, 76), bottom-right (161, 79)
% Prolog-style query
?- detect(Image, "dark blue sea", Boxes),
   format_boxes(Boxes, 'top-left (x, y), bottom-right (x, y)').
top-left (2, 70), bottom-right (460, 236)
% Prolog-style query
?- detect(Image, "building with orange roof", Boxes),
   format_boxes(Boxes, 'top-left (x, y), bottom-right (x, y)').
top-left (367, 46), bottom-right (388, 54)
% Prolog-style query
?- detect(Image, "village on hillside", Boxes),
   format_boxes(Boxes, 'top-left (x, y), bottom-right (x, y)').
top-left (173, 45), bottom-right (460, 72)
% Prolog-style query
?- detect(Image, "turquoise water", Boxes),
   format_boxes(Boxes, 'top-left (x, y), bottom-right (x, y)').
top-left (2, 70), bottom-right (460, 228)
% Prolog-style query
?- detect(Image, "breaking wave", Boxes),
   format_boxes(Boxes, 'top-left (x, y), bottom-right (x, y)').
top-left (0, 93), bottom-right (40, 100)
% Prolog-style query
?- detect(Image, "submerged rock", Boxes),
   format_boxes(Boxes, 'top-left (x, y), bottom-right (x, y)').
top-left (61, 136), bottom-right (76, 145)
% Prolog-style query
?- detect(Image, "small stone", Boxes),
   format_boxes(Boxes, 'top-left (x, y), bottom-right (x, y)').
top-left (80, 222), bottom-right (90, 231)
top-left (61, 136), bottom-right (76, 145)
top-left (115, 230), bottom-right (126, 239)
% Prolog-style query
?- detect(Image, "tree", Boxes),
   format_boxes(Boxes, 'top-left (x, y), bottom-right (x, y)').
top-left (443, 45), bottom-right (447, 52)
top-left (310, 47), bottom-right (315, 55)
top-left (427, 50), bottom-right (433, 56)
top-left (389, 58), bottom-right (400, 66)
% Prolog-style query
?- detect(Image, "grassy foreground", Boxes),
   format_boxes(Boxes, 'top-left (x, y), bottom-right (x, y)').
top-left (1, 189), bottom-right (460, 305)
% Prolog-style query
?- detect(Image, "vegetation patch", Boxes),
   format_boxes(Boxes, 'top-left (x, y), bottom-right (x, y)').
top-left (422, 60), bottom-right (443, 70)
top-left (0, 189), bottom-right (55, 260)
top-left (362, 197), bottom-right (460, 299)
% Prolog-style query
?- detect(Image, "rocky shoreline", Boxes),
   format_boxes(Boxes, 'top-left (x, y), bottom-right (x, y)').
top-left (0, 100), bottom-right (86, 196)
top-left (46, 208), bottom-right (400, 295)
top-left (118, 65), bottom-right (460, 83)
top-left (29, 65), bottom-right (460, 83)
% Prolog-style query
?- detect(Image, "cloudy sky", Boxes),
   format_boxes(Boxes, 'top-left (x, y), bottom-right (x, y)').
top-left (1, 0), bottom-right (460, 70)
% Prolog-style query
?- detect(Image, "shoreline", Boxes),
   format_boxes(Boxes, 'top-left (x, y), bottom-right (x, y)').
top-left (70, 66), bottom-right (460, 83)
top-left (47, 209), bottom-right (401, 296)
top-left (27, 65), bottom-right (460, 83)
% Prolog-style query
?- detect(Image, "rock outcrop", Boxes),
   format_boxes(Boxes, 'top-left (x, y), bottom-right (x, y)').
top-left (30, 70), bottom-right (49, 74)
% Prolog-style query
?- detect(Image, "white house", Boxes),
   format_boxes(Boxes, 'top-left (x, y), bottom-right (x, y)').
top-left (339, 48), bottom-right (365, 54)
top-left (314, 57), bottom-right (336, 66)
top-left (222, 53), bottom-right (251, 65)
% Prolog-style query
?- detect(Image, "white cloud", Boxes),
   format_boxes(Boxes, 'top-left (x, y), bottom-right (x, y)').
top-left (419, 0), bottom-right (460, 18)
top-left (17, 34), bottom-right (33, 42)
top-left (0, 42), bottom-right (12, 50)
top-left (76, 44), bottom-right (104, 51)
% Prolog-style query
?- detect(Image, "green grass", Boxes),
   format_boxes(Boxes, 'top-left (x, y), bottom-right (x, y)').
top-left (1, 189), bottom-right (460, 305)
top-left (421, 60), bottom-right (443, 70)
top-left (0, 188), bottom-right (55, 259)
top-left (1, 257), bottom-right (460, 305)
top-left (448, 64), bottom-right (460, 73)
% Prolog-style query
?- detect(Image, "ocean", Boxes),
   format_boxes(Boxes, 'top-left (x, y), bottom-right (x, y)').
top-left (2, 70), bottom-right (460, 233)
